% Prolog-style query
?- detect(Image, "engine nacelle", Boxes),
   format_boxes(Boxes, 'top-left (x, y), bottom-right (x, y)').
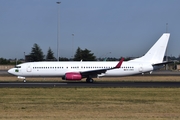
top-left (62, 72), bottom-right (82, 80)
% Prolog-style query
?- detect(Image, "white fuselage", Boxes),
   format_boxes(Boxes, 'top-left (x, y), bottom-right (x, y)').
top-left (8, 61), bottom-right (153, 78)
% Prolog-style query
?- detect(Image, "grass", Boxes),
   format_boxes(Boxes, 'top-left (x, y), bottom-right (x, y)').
top-left (0, 88), bottom-right (180, 120)
top-left (0, 76), bottom-right (180, 119)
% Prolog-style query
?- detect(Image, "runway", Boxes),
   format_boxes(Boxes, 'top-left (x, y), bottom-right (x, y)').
top-left (1, 70), bottom-right (180, 88)
top-left (0, 81), bottom-right (180, 88)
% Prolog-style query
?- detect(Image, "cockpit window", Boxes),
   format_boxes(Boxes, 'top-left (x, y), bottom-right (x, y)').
top-left (15, 66), bottom-right (21, 68)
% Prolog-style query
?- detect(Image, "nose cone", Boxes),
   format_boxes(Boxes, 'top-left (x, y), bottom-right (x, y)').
top-left (8, 68), bottom-right (14, 75)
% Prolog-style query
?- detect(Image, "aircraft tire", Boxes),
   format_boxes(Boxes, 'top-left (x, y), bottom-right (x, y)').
top-left (89, 78), bottom-right (94, 83)
top-left (86, 78), bottom-right (94, 83)
top-left (23, 79), bottom-right (26, 83)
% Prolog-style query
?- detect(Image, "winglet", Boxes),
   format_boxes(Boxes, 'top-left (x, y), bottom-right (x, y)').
top-left (115, 58), bottom-right (124, 68)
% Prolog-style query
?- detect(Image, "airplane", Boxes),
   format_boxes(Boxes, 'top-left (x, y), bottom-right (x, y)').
top-left (8, 33), bottom-right (170, 83)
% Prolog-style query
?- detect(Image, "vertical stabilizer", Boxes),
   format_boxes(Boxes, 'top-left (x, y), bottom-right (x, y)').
top-left (131, 33), bottom-right (170, 64)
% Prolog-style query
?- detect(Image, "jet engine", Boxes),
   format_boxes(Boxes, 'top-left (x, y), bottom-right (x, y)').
top-left (62, 72), bottom-right (82, 80)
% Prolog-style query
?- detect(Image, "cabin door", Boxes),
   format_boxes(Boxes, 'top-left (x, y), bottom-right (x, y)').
top-left (26, 64), bottom-right (32, 72)
top-left (139, 64), bottom-right (143, 72)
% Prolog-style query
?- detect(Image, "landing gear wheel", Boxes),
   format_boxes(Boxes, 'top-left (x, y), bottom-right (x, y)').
top-left (89, 79), bottom-right (94, 83)
top-left (23, 79), bottom-right (26, 83)
top-left (86, 78), bottom-right (94, 83)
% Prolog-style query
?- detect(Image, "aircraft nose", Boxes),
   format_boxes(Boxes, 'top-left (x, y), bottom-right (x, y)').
top-left (8, 69), bottom-right (14, 75)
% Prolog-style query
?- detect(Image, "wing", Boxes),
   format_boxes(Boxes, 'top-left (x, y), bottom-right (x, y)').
top-left (80, 58), bottom-right (124, 78)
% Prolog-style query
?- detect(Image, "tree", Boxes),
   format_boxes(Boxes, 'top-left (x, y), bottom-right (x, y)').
top-left (46, 47), bottom-right (55, 61)
top-left (30, 43), bottom-right (44, 61)
top-left (0, 58), bottom-right (10, 64)
top-left (59, 57), bottom-right (69, 61)
top-left (74, 47), bottom-right (82, 61)
top-left (74, 47), bottom-right (96, 61)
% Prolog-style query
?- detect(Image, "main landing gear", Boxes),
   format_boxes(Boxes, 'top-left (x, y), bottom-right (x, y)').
top-left (86, 77), bottom-right (94, 83)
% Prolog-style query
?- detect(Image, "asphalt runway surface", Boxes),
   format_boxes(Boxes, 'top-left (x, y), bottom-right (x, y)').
top-left (0, 81), bottom-right (180, 88)
top-left (1, 70), bottom-right (180, 88)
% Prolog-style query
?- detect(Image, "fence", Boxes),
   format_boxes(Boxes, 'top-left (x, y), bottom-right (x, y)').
top-left (0, 65), bottom-right (14, 70)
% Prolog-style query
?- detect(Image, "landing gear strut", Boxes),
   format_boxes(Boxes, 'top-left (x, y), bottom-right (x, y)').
top-left (18, 76), bottom-right (26, 83)
top-left (86, 78), bottom-right (94, 83)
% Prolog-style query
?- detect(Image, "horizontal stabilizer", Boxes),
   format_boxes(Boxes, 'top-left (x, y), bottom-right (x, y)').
top-left (153, 61), bottom-right (173, 66)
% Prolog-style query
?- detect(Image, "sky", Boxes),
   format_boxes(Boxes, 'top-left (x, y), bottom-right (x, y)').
top-left (0, 0), bottom-right (180, 59)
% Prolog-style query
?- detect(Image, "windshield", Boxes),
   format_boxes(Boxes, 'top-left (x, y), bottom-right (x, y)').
top-left (15, 66), bottom-right (21, 68)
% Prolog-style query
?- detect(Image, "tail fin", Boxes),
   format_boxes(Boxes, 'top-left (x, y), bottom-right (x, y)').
top-left (131, 33), bottom-right (170, 64)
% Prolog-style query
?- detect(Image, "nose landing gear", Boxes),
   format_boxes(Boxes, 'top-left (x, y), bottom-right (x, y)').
top-left (23, 79), bottom-right (26, 83)
top-left (17, 76), bottom-right (26, 83)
